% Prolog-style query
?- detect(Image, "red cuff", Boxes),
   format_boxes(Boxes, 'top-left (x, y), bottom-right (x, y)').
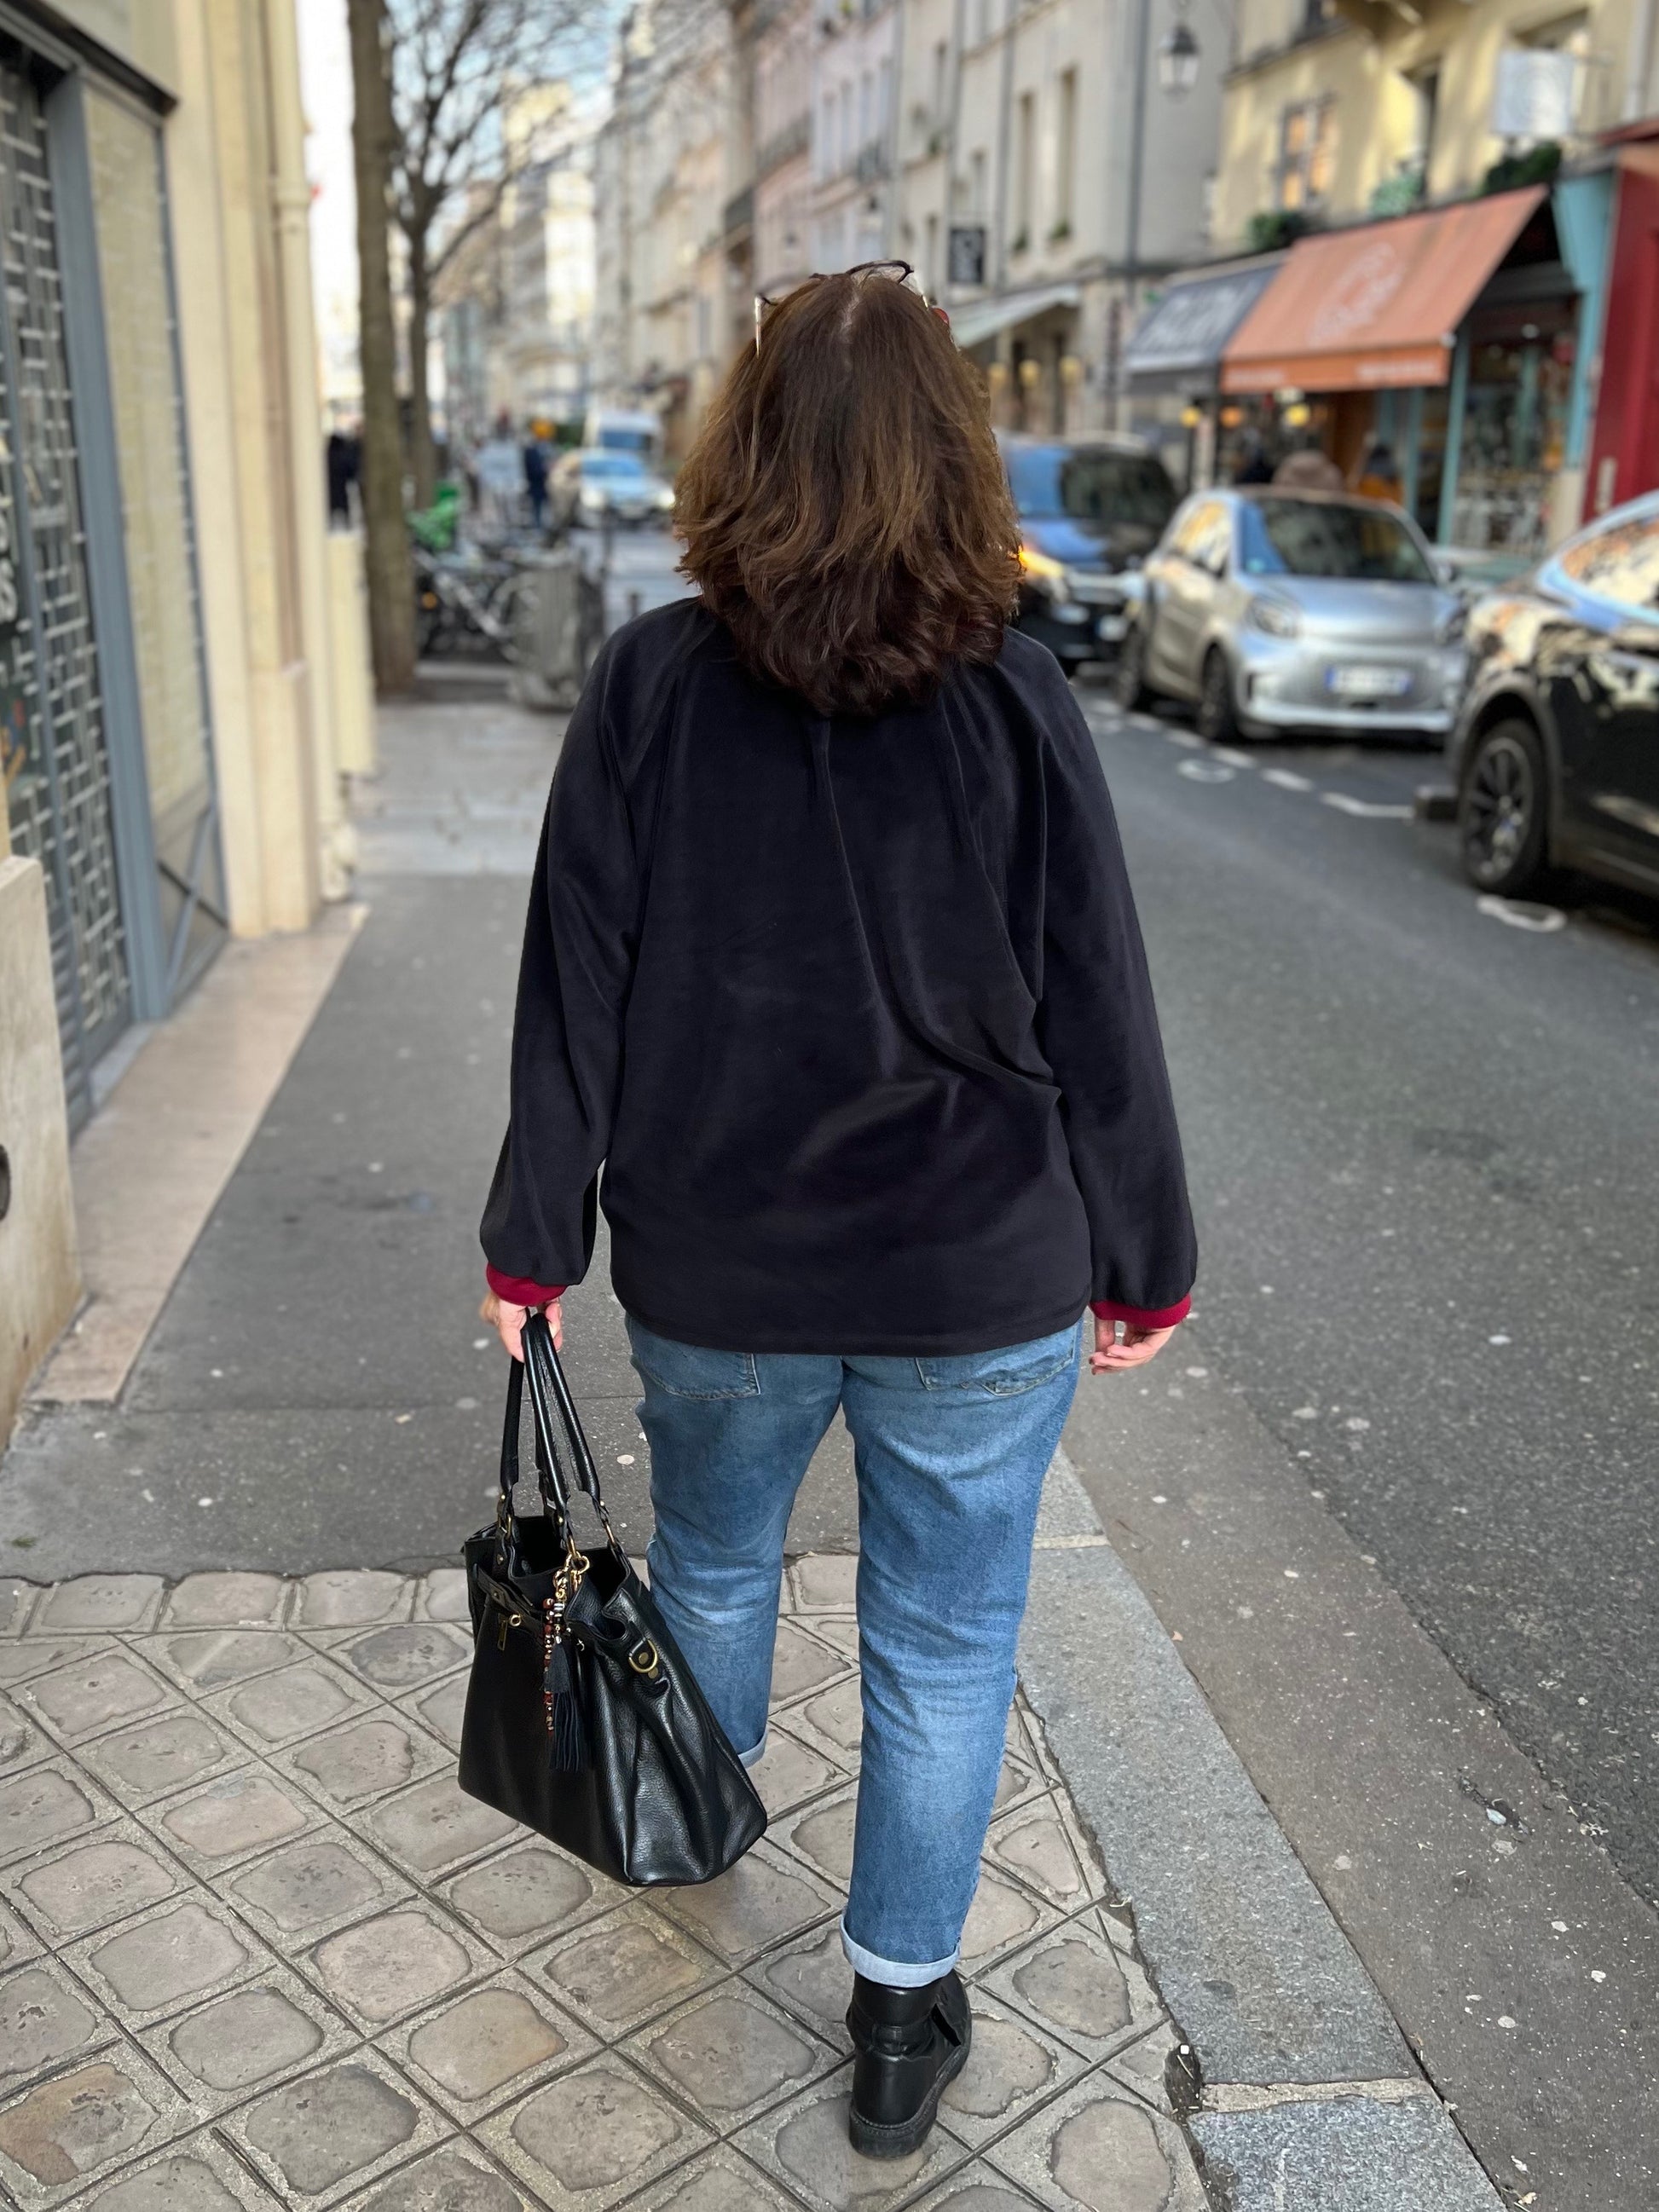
top-left (484, 1264), bottom-right (566, 1307)
top-left (1090, 1294), bottom-right (1192, 1330)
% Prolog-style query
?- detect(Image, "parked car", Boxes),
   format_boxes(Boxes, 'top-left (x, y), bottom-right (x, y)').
top-left (1117, 488), bottom-right (1467, 743)
top-left (1002, 436), bottom-right (1177, 673)
top-left (551, 450), bottom-right (674, 528)
top-left (1451, 492), bottom-right (1659, 899)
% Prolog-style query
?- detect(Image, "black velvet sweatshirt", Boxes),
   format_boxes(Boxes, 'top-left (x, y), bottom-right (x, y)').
top-left (481, 598), bottom-right (1196, 1355)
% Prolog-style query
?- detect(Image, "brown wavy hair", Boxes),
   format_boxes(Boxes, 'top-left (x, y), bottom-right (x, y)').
top-left (675, 265), bottom-right (1020, 718)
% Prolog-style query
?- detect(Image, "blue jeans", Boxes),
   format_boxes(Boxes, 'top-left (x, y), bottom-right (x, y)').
top-left (627, 1315), bottom-right (1081, 1985)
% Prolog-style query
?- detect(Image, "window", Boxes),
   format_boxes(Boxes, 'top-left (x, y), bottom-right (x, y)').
top-left (879, 59), bottom-right (892, 140)
top-left (1408, 65), bottom-right (1440, 170)
top-left (1553, 513), bottom-right (1659, 614)
top-left (970, 147), bottom-right (988, 215)
top-left (1014, 91), bottom-right (1034, 244)
top-left (974, 0), bottom-right (991, 43)
top-left (932, 39), bottom-right (948, 119)
top-left (1276, 98), bottom-right (1336, 209)
top-left (1055, 69), bottom-right (1078, 233)
top-left (858, 72), bottom-right (871, 144)
top-left (925, 212), bottom-right (939, 294)
top-left (1004, 446), bottom-right (1178, 528)
top-left (1240, 500), bottom-right (1435, 581)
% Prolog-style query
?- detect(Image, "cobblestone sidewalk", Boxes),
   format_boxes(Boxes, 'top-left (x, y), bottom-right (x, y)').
top-left (0, 1559), bottom-right (1209, 2212)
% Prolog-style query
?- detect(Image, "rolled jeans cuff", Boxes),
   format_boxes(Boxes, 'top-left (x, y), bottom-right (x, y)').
top-left (840, 1915), bottom-right (959, 1989)
top-left (737, 1730), bottom-right (766, 1771)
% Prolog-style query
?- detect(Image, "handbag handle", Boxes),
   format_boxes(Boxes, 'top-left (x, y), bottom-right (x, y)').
top-left (494, 1311), bottom-right (621, 1552)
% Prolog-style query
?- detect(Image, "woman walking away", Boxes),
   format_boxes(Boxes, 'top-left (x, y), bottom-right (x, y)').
top-left (480, 263), bottom-right (1196, 2159)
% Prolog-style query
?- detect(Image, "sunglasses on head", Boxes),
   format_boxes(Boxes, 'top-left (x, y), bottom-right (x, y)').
top-left (754, 261), bottom-right (951, 348)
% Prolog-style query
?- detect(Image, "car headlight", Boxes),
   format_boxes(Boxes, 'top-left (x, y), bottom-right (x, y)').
top-left (1019, 543), bottom-right (1069, 601)
top-left (1246, 594), bottom-right (1301, 639)
top-left (578, 486), bottom-right (605, 509)
top-left (654, 485), bottom-right (674, 510)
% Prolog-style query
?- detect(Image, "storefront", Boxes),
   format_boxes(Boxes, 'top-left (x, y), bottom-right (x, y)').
top-left (1217, 187), bottom-right (1608, 557)
top-left (0, 20), bottom-right (223, 1129)
top-left (947, 283), bottom-right (1084, 436)
top-left (1121, 255), bottom-right (1283, 490)
top-left (1583, 127), bottom-right (1659, 521)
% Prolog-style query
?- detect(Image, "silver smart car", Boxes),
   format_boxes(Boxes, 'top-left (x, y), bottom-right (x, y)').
top-left (1116, 487), bottom-right (1468, 742)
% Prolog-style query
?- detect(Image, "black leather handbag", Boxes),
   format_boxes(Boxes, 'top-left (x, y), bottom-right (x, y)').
top-left (458, 1311), bottom-right (766, 1886)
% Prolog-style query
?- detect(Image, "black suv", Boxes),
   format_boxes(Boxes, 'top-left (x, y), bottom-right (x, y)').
top-left (1002, 436), bottom-right (1178, 674)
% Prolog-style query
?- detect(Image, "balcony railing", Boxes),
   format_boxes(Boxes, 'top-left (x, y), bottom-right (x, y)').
top-left (724, 184), bottom-right (755, 238)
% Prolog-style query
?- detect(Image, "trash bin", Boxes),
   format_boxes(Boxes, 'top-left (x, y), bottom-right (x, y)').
top-left (506, 548), bottom-right (605, 712)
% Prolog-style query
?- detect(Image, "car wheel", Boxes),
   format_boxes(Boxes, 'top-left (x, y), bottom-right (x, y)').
top-left (1115, 623), bottom-right (1153, 711)
top-left (1196, 647), bottom-right (1240, 744)
top-left (1459, 718), bottom-right (1549, 895)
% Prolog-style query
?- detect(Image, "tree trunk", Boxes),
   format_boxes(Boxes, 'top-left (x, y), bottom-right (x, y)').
top-left (346, 0), bottom-right (416, 695)
top-left (407, 241), bottom-right (437, 509)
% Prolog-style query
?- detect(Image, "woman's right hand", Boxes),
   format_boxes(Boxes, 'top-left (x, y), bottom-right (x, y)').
top-left (1090, 1315), bottom-right (1176, 1374)
top-left (480, 1291), bottom-right (562, 1364)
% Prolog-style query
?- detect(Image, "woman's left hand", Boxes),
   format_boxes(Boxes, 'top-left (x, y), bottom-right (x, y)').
top-left (480, 1291), bottom-right (562, 1364)
top-left (1089, 1316), bottom-right (1177, 1374)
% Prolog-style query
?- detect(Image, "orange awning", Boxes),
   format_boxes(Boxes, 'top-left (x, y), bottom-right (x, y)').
top-left (1220, 188), bottom-right (1547, 394)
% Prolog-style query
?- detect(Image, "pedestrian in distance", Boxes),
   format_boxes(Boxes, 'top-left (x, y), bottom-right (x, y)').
top-left (479, 261), bottom-right (1196, 2160)
top-left (1352, 439), bottom-right (1403, 505)
top-left (523, 420), bottom-right (552, 533)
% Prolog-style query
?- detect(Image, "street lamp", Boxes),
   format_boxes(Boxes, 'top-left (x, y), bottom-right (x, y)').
top-left (1159, 16), bottom-right (1200, 98)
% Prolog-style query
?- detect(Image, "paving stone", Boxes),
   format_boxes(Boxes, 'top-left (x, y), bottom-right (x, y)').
top-left (0, 1692), bottom-right (46, 1778)
top-left (33, 1577), bottom-right (164, 1633)
top-left (15, 1650), bottom-right (176, 1745)
top-left (749, 1726), bottom-right (842, 1821)
top-left (403, 1674), bottom-right (466, 1753)
top-left (796, 1614), bottom-right (860, 1660)
top-left (231, 2053), bottom-right (443, 2206)
top-left (294, 1572), bottom-right (413, 1629)
top-left (153, 1972), bottom-right (344, 2100)
top-left (1188, 2093), bottom-right (1503, 2212)
top-left (211, 1660), bottom-right (374, 1750)
top-left (340, 2142), bottom-right (532, 2212)
top-left (413, 1570), bottom-right (470, 1626)
top-left (285, 1712), bottom-right (449, 1811)
top-left (652, 1839), bottom-right (839, 1966)
top-left (993, 1756), bottom-right (1045, 1816)
top-left (74, 2128), bottom-right (285, 2209)
top-left (738, 2067), bottom-right (966, 2211)
top-left (787, 1556), bottom-right (858, 1614)
top-left (0, 1635), bottom-right (98, 1688)
top-left (0, 2047), bottom-right (185, 2207)
top-left (527, 1901), bottom-right (724, 2039)
top-left (360, 1772), bottom-right (516, 1879)
top-left (621, 2143), bottom-right (797, 2211)
top-left (0, 1895), bottom-right (41, 1969)
top-left (336, 1622), bottom-right (471, 1693)
top-left (937, 1992), bottom-right (1084, 2149)
top-left (310, 1903), bottom-right (486, 2029)
top-left (147, 1768), bottom-right (316, 1873)
top-left (631, 1983), bottom-right (832, 2132)
top-left (986, 2074), bottom-right (1209, 2211)
top-left (161, 1574), bottom-right (289, 1629)
top-left (770, 1620), bottom-right (850, 1707)
top-left (388, 1973), bottom-right (598, 2124)
top-left (439, 1840), bottom-right (610, 1955)
top-left (76, 1708), bottom-right (245, 1809)
top-left (985, 1800), bottom-right (1100, 1912)
top-left (5, 1825), bottom-right (188, 1939)
top-left (481, 2049), bottom-right (712, 2211)
top-left (0, 1961), bottom-right (112, 2089)
top-left (981, 1916), bottom-right (1160, 2062)
top-left (957, 1869), bottom-right (1060, 1978)
top-left (141, 1629), bottom-right (308, 1695)
top-left (75, 1894), bottom-right (261, 2025)
top-left (794, 1677), bottom-right (863, 1764)
top-left (0, 1759), bottom-right (111, 1868)
top-left (0, 1580), bottom-right (38, 1635)
top-left (907, 2169), bottom-right (1044, 2211)
top-left (777, 1786), bottom-right (856, 1886)
top-left (1102, 2022), bottom-right (1184, 2116)
top-left (744, 1920), bottom-right (853, 2053)
top-left (225, 1830), bottom-right (412, 1946)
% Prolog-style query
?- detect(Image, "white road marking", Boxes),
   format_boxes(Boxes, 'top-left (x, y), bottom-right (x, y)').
top-left (1477, 894), bottom-right (1566, 933)
top-left (1165, 728), bottom-right (1204, 748)
top-left (1212, 746), bottom-right (1255, 769)
top-left (1321, 792), bottom-right (1413, 819)
top-left (1263, 768), bottom-right (1315, 792)
top-left (1176, 759), bottom-right (1235, 783)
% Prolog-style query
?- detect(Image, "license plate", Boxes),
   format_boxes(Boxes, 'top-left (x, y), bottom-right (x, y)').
top-left (1095, 615), bottom-right (1127, 642)
top-left (1326, 664), bottom-right (1412, 698)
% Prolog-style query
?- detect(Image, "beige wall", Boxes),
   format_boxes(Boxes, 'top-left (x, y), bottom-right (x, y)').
top-left (1215, 0), bottom-right (1647, 246)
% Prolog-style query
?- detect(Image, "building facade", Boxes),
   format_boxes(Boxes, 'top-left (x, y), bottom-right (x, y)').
top-left (0, 0), bottom-right (354, 1433)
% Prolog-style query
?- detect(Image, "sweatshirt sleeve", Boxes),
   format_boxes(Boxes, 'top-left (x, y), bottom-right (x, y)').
top-left (480, 643), bottom-right (637, 1293)
top-left (1035, 671), bottom-right (1197, 1317)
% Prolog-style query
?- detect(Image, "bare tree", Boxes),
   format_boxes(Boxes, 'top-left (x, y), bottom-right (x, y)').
top-left (348, 0), bottom-right (418, 695)
top-left (389, 0), bottom-right (598, 505)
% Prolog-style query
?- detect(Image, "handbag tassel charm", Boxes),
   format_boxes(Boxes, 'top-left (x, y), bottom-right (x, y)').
top-left (542, 1557), bottom-right (587, 1772)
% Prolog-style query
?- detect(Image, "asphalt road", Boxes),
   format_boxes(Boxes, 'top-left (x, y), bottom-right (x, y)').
top-left (1072, 679), bottom-right (1659, 1912)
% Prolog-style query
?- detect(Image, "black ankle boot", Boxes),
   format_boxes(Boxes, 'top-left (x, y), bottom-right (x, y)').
top-left (846, 1969), bottom-right (972, 2158)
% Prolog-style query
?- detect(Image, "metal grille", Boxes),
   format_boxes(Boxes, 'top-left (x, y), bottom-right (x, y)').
top-left (0, 55), bottom-right (128, 1124)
